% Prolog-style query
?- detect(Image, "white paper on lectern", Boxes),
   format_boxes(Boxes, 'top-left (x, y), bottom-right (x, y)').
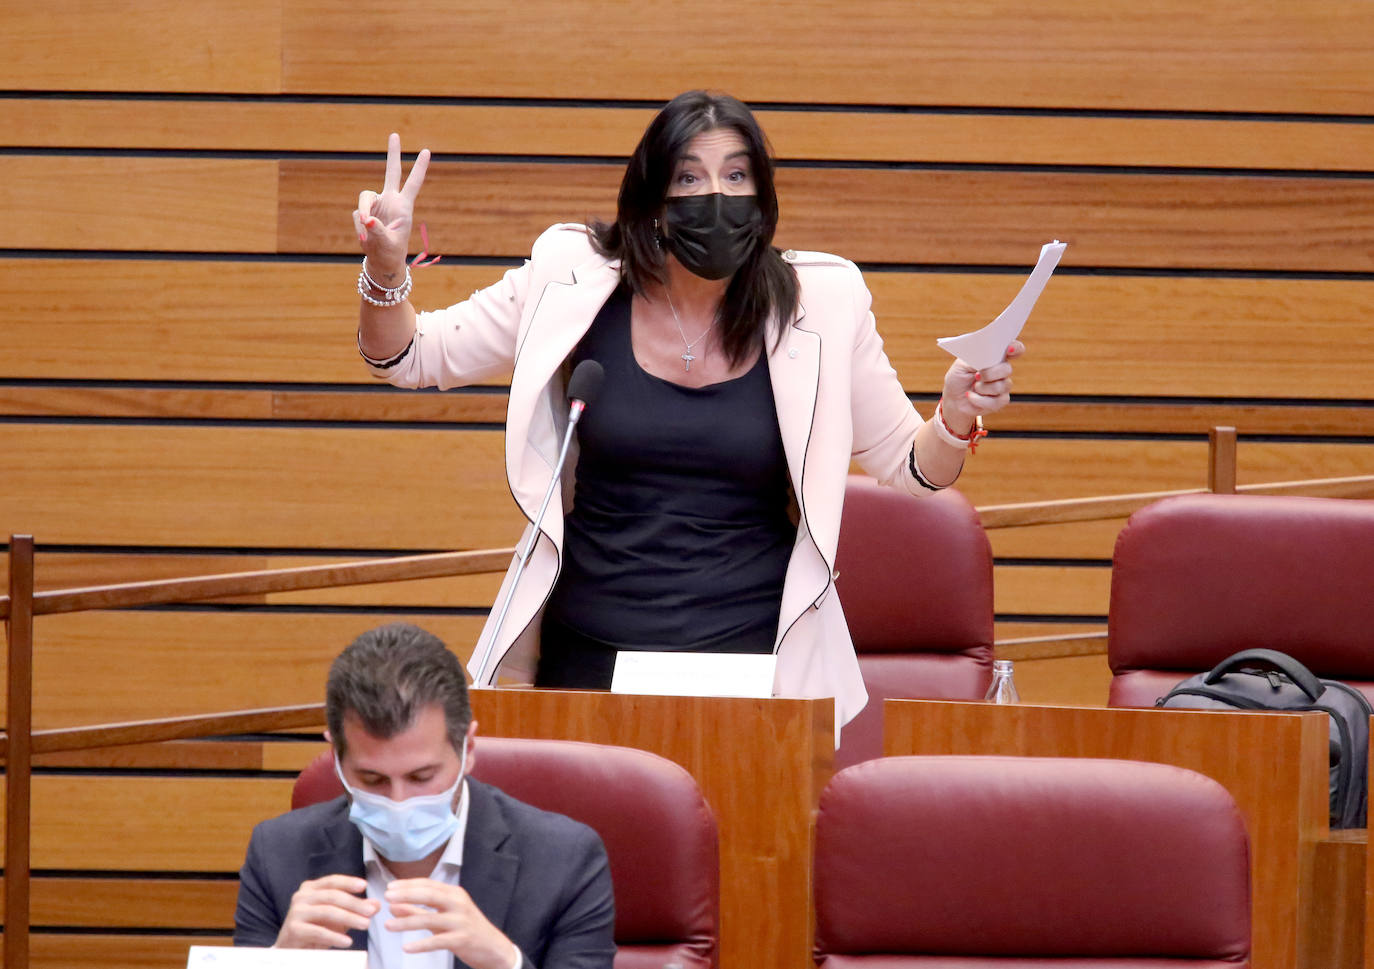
top-left (187, 946), bottom-right (366, 969)
top-left (936, 240), bottom-right (1067, 370)
top-left (611, 651), bottom-right (777, 698)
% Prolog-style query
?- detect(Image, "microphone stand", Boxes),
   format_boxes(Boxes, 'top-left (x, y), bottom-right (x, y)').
top-left (469, 396), bottom-right (590, 687)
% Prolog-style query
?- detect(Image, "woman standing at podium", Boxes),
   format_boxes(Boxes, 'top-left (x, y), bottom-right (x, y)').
top-left (352, 90), bottom-right (1021, 729)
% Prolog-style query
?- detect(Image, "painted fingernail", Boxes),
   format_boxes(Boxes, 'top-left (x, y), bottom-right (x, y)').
top-left (973, 372), bottom-right (981, 382)
top-left (358, 233), bottom-right (367, 243)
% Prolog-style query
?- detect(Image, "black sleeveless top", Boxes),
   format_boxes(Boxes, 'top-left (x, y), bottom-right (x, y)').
top-left (543, 283), bottom-right (795, 655)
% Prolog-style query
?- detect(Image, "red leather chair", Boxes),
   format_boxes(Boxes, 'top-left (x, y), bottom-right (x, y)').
top-left (814, 755), bottom-right (1251, 968)
top-left (1108, 493), bottom-right (1374, 707)
top-left (293, 737), bottom-right (719, 969)
top-left (833, 476), bottom-right (994, 769)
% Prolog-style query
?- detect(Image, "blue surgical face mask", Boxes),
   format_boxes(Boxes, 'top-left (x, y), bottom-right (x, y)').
top-left (334, 744), bottom-right (467, 863)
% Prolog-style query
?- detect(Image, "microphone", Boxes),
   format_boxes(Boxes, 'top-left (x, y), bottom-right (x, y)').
top-left (469, 360), bottom-right (604, 686)
top-left (565, 358), bottom-right (605, 420)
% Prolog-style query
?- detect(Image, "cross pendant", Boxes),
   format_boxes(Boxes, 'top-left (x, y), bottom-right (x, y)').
top-left (681, 351), bottom-right (695, 371)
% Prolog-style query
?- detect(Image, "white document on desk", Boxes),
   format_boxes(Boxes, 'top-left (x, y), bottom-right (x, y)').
top-left (187, 946), bottom-right (366, 968)
top-left (611, 651), bottom-right (777, 698)
top-left (936, 240), bottom-right (1067, 370)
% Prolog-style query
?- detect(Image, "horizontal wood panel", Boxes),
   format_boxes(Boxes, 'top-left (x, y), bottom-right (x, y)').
top-left (33, 740), bottom-right (273, 771)
top-left (986, 518), bottom-right (1128, 560)
top-left (0, 385), bottom-right (506, 425)
top-left (991, 403), bottom-right (1374, 437)
top-left (959, 439), bottom-right (1374, 507)
top-left (0, 427), bottom-right (1180, 549)
top-left (0, 775), bottom-right (293, 870)
top-left (1011, 652), bottom-right (1113, 706)
top-left (781, 168), bottom-right (1374, 274)
top-left (24, 739), bottom-right (326, 772)
top-left (279, 0), bottom-right (1374, 115)
top-left (276, 160), bottom-right (620, 260)
top-left (872, 273), bottom-right (1374, 402)
top-left (6, 2), bottom-right (1370, 114)
top-left (281, 161), bottom-right (1374, 272)
top-left (24, 934), bottom-right (234, 969)
top-left (995, 620), bottom-right (1108, 647)
top-left (16, 158), bottom-right (1363, 271)
top-left (1, 612), bottom-right (484, 728)
top-left (6, 99), bottom-right (1374, 171)
top-left (8, 258), bottom-right (1374, 401)
top-left (5, 426), bottom-right (1368, 549)
top-left (0, 551), bottom-right (503, 607)
top-left (4, 386), bottom-right (1373, 438)
top-left (2, 157), bottom-right (278, 252)
top-left (0, 424), bottom-right (515, 549)
top-left (261, 740), bottom-right (329, 772)
top-left (2, 877), bottom-right (239, 929)
top-left (993, 564), bottom-right (1112, 616)
top-left (3, 0), bottom-right (279, 93)
top-left (0, 259), bottom-right (506, 385)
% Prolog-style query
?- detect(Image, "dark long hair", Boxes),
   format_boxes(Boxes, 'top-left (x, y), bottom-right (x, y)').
top-left (590, 90), bottom-right (799, 366)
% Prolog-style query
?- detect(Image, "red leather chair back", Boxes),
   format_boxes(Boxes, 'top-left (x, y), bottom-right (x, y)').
top-left (834, 477), bottom-right (994, 769)
top-left (814, 756), bottom-right (1251, 968)
top-left (292, 751), bottom-right (344, 810)
top-left (293, 737), bottom-right (720, 969)
top-left (1108, 493), bottom-right (1374, 707)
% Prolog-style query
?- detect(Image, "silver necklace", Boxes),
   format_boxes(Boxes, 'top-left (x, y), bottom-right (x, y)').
top-left (664, 287), bottom-right (716, 372)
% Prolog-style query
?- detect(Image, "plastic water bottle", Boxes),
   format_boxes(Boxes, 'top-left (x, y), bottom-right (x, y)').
top-left (984, 659), bottom-right (1020, 703)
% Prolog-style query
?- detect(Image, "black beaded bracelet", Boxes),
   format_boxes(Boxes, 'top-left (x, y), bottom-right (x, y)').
top-left (907, 445), bottom-right (945, 491)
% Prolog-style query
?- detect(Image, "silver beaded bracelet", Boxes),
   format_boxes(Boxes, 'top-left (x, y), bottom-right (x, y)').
top-left (357, 259), bottom-right (413, 307)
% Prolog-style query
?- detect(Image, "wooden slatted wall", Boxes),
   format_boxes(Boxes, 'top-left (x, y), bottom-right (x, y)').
top-left (2, 2), bottom-right (1373, 963)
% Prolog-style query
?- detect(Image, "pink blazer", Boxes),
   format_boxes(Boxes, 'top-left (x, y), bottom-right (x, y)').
top-left (370, 224), bottom-right (936, 728)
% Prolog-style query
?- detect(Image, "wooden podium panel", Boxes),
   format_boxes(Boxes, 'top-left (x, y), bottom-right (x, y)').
top-left (884, 700), bottom-right (1328, 969)
top-left (1306, 829), bottom-right (1363, 969)
top-left (471, 689), bottom-right (833, 969)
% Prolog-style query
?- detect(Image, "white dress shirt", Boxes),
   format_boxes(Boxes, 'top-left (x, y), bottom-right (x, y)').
top-left (360, 781), bottom-right (523, 969)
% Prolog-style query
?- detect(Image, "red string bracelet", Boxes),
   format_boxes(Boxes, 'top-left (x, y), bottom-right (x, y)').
top-left (935, 402), bottom-right (988, 455)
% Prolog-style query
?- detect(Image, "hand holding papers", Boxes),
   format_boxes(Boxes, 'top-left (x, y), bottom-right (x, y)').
top-left (937, 241), bottom-right (1066, 369)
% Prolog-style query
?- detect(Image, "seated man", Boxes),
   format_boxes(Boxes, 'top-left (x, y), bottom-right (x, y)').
top-left (234, 622), bottom-right (616, 969)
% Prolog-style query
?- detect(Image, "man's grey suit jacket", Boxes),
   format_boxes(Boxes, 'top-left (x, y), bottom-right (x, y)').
top-left (234, 778), bottom-right (616, 969)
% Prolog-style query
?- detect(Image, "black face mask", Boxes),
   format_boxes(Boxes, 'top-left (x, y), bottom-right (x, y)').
top-left (661, 193), bottom-right (763, 280)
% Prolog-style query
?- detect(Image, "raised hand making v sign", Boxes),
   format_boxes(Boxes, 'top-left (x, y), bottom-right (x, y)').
top-left (354, 133), bottom-right (430, 364)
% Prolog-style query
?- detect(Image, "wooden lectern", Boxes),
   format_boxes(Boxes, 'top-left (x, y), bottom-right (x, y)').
top-left (472, 688), bottom-right (834, 969)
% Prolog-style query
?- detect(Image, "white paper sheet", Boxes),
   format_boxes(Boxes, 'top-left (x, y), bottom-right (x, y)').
top-left (936, 240), bottom-right (1066, 370)
top-left (187, 946), bottom-right (366, 969)
top-left (611, 651), bottom-right (777, 698)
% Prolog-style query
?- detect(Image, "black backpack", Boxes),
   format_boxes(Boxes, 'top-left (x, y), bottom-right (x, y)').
top-left (1157, 648), bottom-right (1371, 828)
